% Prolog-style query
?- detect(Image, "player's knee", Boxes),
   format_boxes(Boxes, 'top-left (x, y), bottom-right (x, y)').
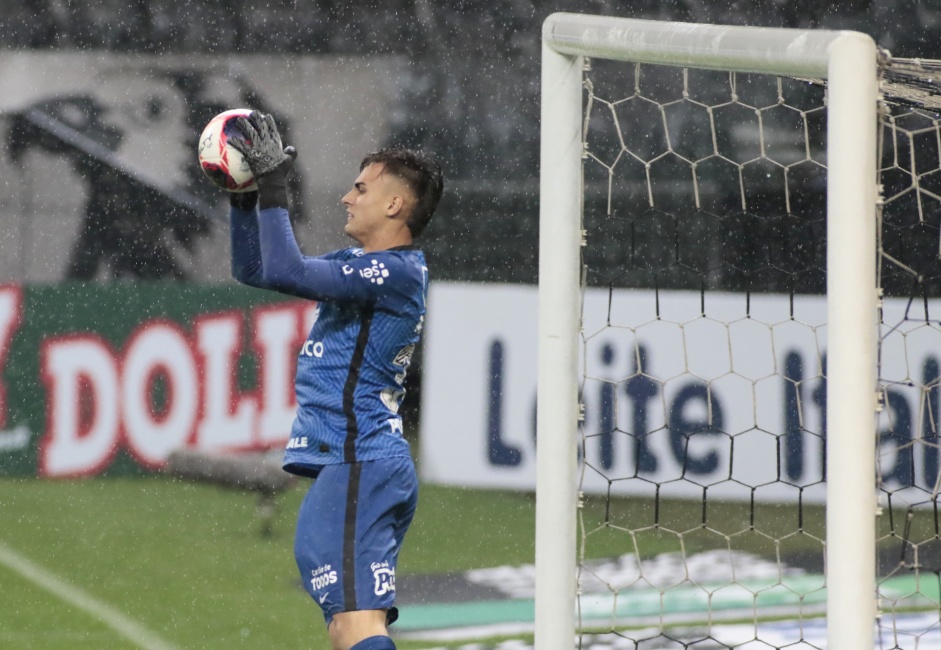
top-left (348, 635), bottom-right (396, 650)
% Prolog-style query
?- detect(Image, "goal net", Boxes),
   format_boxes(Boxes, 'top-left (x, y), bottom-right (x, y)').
top-left (537, 13), bottom-right (941, 650)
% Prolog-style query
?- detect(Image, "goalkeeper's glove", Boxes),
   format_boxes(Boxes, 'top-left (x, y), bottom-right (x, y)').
top-left (230, 111), bottom-right (288, 176)
top-left (255, 146), bottom-right (297, 211)
top-left (230, 112), bottom-right (297, 210)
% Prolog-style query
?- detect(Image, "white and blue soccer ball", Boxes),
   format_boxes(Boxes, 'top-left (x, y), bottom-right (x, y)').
top-left (197, 108), bottom-right (258, 192)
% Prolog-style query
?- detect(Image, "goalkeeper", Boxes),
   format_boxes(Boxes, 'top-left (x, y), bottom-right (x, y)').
top-left (226, 111), bottom-right (443, 650)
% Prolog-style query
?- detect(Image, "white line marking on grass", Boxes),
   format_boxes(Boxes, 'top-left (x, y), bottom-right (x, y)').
top-left (0, 541), bottom-right (180, 650)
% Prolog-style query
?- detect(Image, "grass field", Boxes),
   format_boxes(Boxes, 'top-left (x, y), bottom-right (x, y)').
top-left (0, 477), bottom-right (546, 650)
top-left (0, 476), bottom-right (841, 649)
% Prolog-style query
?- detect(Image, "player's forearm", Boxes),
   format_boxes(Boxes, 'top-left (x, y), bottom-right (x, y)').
top-left (257, 206), bottom-right (309, 288)
top-left (256, 208), bottom-right (369, 301)
top-left (229, 205), bottom-right (267, 287)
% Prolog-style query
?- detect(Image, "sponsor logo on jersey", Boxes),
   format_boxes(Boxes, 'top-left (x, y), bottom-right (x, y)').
top-left (360, 260), bottom-right (390, 285)
top-left (393, 344), bottom-right (415, 369)
top-left (286, 436), bottom-right (308, 449)
top-left (371, 561), bottom-right (395, 596)
top-left (310, 564), bottom-right (338, 592)
top-left (300, 340), bottom-right (325, 358)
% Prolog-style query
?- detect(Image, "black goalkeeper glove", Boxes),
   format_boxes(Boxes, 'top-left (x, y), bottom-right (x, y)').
top-left (229, 112), bottom-right (296, 210)
top-left (255, 146), bottom-right (297, 210)
top-left (230, 111), bottom-right (288, 176)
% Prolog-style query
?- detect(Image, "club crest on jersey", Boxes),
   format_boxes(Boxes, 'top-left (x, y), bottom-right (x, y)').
top-left (359, 260), bottom-right (390, 285)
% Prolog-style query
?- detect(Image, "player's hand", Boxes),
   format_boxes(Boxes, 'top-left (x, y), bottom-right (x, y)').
top-left (254, 146), bottom-right (298, 210)
top-left (273, 145), bottom-right (298, 174)
top-left (230, 111), bottom-right (289, 178)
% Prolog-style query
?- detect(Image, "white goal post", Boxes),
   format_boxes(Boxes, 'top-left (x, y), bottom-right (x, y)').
top-left (536, 12), bottom-right (878, 650)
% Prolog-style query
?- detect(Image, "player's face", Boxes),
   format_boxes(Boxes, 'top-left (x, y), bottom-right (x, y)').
top-left (341, 163), bottom-right (405, 246)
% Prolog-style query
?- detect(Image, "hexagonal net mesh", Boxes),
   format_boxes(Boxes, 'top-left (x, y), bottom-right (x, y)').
top-left (574, 58), bottom-right (941, 648)
top-left (875, 59), bottom-right (941, 649)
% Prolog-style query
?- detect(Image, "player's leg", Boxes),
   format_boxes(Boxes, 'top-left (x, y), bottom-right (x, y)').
top-left (327, 456), bottom-right (418, 650)
top-left (294, 465), bottom-right (348, 627)
top-left (294, 458), bottom-right (417, 650)
top-left (347, 634), bottom-right (396, 649)
top-left (329, 610), bottom-right (392, 649)
top-left (344, 632), bottom-right (397, 649)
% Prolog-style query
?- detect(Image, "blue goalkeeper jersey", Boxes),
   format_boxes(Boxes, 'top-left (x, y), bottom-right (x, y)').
top-left (230, 205), bottom-right (427, 477)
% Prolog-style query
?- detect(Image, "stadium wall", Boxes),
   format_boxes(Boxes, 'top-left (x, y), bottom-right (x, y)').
top-left (0, 52), bottom-right (402, 282)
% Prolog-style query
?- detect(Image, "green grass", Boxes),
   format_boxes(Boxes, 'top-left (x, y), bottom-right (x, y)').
top-left (0, 477), bottom-right (543, 650)
top-left (4, 476), bottom-right (897, 649)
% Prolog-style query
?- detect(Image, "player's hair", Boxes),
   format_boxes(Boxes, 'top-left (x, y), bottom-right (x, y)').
top-left (360, 146), bottom-right (444, 238)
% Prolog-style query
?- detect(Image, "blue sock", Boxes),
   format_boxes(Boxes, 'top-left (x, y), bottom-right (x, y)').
top-left (349, 636), bottom-right (396, 650)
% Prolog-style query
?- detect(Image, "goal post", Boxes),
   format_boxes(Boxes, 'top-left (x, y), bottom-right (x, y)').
top-left (535, 23), bottom-right (583, 650)
top-left (536, 12), bottom-right (878, 650)
top-left (824, 31), bottom-right (879, 650)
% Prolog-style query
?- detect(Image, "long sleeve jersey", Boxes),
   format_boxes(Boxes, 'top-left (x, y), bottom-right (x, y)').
top-left (230, 204), bottom-right (428, 477)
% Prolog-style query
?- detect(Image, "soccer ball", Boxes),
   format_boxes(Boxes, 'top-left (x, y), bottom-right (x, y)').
top-left (197, 109), bottom-right (257, 192)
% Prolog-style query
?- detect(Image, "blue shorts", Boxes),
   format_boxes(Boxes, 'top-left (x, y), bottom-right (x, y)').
top-left (293, 456), bottom-right (418, 624)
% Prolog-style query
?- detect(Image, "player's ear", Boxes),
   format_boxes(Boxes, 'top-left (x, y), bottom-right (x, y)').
top-left (386, 194), bottom-right (405, 218)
